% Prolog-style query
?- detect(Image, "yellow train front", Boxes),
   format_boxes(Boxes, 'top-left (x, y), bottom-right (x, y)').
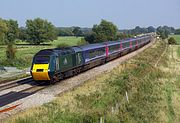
top-left (30, 47), bottom-right (84, 84)
top-left (30, 49), bottom-right (58, 83)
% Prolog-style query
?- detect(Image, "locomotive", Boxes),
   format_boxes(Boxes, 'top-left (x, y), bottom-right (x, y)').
top-left (30, 35), bottom-right (153, 84)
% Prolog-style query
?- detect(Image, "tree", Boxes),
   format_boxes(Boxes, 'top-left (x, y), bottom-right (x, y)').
top-left (116, 32), bottom-right (132, 40)
top-left (73, 27), bottom-right (83, 36)
top-left (147, 26), bottom-right (156, 33)
top-left (175, 29), bottom-right (180, 35)
top-left (5, 19), bottom-right (19, 44)
top-left (57, 27), bottom-right (74, 36)
top-left (4, 19), bottom-right (19, 60)
top-left (18, 27), bottom-right (28, 41)
top-left (86, 19), bottom-right (118, 43)
top-left (156, 26), bottom-right (169, 39)
top-left (26, 18), bottom-right (57, 44)
top-left (0, 18), bottom-right (8, 44)
top-left (168, 37), bottom-right (177, 45)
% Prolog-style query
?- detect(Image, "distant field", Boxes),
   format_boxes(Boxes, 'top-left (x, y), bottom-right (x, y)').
top-left (52, 36), bottom-right (83, 46)
top-left (16, 36), bottom-right (83, 46)
top-left (0, 36), bottom-right (83, 69)
top-left (169, 35), bottom-right (180, 44)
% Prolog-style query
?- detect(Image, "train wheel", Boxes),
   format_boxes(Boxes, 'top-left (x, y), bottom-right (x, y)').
top-left (50, 75), bottom-right (59, 84)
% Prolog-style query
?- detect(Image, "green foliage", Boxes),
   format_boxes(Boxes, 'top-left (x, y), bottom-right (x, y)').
top-left (85, 19), bottom-right (118, 43)
top-left (84, 33), bottom-right (95, 43)
top-left (156, 26), bottom-right (174, 39)
top-left (131, 26), bottom-right (148, 35)
top-left (0, 18), bottom-right (8, 44)
top-left (6, 44), bottom-right (16, 60)
top-left (56, 27), bottom-right (74, 36)
top-left (72, 27), bottom-right (83, 36)
top-left (5, 19), bottom-right (19, 44)
top-left (116, 32), bottom-right (132, 40)
top-left (18, 27), bottom-right (28, 41)
top-left (56, 43), bottom-right (69, 48)
top-left (120, 26), bottom-right (155, 35)
top-left (53, 36), bottom-right (82, 46)
top-left (168, 37), bottom-right (177, 45)
top-left (169, 35), bottom-right (180, 44)
top-left (175, 29), bottom-right (180, 35)
top-left (77, 38), bottom-right (88, 46)
top-left (26, 18), bottom-right (57, 44)
top-left (147, 26), bottom-right (156, 33)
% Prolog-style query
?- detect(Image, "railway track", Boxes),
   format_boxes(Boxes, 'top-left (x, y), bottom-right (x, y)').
top-left (0, 77), bottom-right (48, 109)
top-left (0, 85), bottom-right (47, 108)
top-left (0, 77), bottom-right (35, 92)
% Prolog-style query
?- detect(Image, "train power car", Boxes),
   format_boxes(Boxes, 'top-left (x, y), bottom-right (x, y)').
top-left (30, 35), bottom-right (153, 84)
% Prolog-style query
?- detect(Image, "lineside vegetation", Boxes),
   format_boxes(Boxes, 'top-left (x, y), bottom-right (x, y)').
top-left (6, 39), bottom-right (180, 123)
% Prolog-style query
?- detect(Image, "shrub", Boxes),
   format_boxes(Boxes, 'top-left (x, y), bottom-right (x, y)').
top-left (6, 44), bottom-right (16, 60)
top-left (168, 37), bottom-right (177, 45)
top-left (77, 38), bottom-right (88, 46)
top-left (56, 43), bottom-right (69, 48)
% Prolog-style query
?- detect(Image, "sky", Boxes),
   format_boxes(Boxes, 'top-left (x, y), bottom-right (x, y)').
top-left (0, 0), bottom-right (180, 29)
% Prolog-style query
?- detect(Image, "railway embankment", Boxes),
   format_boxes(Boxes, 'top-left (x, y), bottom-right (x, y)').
top-left (3, 40), bottom-right (180, 123)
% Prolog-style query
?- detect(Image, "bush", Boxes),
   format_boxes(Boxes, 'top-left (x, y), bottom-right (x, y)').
top-left (168, 37), bottom-right (177, 45)
top-left (77, 38), bottom-right (88, 46)
top-left (56, 43), bottom-right (69, 48)
top-left (6, 44), bottom-right (16, 60)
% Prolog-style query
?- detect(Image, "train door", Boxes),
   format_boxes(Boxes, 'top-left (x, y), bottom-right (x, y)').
top-left (55, 57), bottom-right (59, 71)
top-left (76, 52), bottom-right (83, 66)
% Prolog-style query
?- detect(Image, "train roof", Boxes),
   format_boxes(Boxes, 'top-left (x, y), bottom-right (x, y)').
top-left (71, 46), bottom-right (82, 53)
top-left (53, 47), bottom-right (74, 55)
top-left (78, 43), bottom-right (106, 51)
top-left (35, 35), bottom-right (151, 56)
top-left (35, 49), bottom-right (56, 56)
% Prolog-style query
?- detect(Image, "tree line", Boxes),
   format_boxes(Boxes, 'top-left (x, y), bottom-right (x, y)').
top-left (1, 17), bottom-right (180, 46)
top-left (0, 18), bottom-right (57, 45)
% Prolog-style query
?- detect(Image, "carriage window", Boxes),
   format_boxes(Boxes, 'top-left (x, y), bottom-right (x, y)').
top-left (88, 48), bottom-right (105, 59)
top-left (122, 42), bottom-right (129, 48)
top-left (109, 45), bottom-right (119, 52)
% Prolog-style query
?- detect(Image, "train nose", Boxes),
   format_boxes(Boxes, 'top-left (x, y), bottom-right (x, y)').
top-left (31, 64), bottom-right (50, 81)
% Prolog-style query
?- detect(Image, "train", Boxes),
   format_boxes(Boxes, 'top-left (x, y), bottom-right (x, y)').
top-left (30, 34), bottom-right (153, 84)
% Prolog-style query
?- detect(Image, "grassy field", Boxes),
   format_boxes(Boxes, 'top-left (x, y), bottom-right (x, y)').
top-left (52, 36), bottom-right (83, 46)
top-left (15, 36), bottom-right (83, 46)
top-left (5, 40), bottom-right (180, 123)
top-left (169, 34), bottom-right (180, 44)
top-left (0, 37), bottom-right (84, 69)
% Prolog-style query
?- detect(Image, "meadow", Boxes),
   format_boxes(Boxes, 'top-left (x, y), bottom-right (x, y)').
top-left (0, 37), bottom-right (84, 69)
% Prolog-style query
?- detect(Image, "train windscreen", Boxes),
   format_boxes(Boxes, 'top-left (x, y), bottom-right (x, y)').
top-left (34, 56), bottom-right (50, 64)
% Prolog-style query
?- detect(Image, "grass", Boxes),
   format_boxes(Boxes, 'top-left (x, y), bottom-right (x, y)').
top-left (15, 36), bottom-right (83, 47)
top-left (6, 40), bottom-right (180, 123)
top-left (177, 47), bottom-right (180, 57)
top-left (169, 34), bottom-right (180, 44)
top-left (52, 36), bottom-right (83, 46)
top-left (0, 36), bottom-right (84, 69)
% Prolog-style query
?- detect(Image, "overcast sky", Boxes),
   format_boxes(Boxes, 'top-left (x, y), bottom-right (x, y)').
top-left (0, 0), bottom-right (180, 29)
